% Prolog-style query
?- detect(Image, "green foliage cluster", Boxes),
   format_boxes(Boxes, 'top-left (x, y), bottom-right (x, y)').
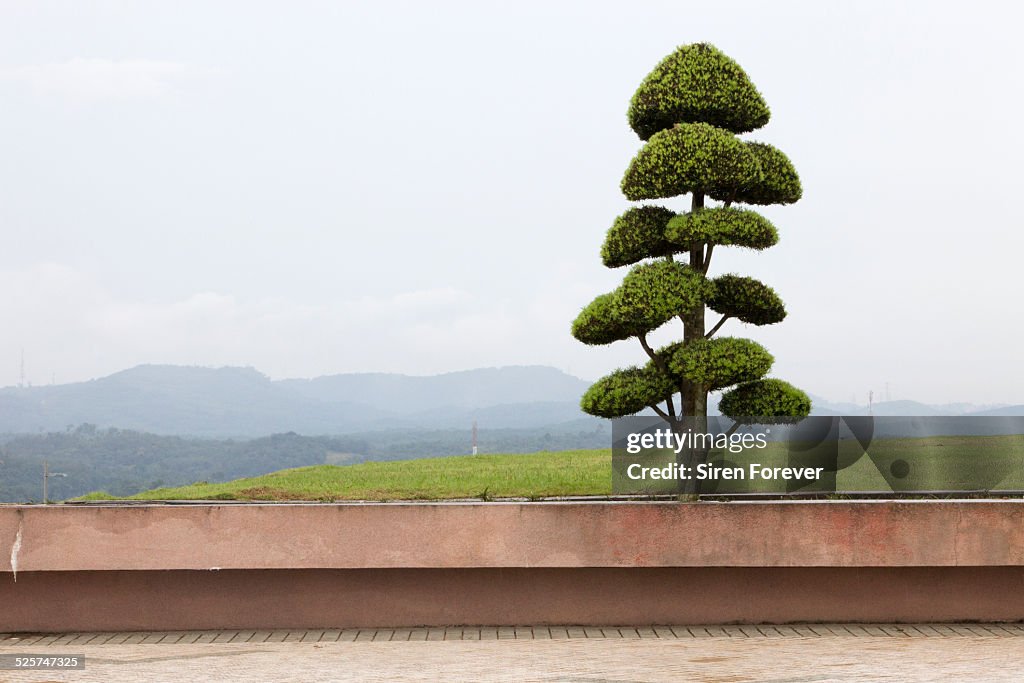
top-left (580, 366), bottom-right (676, 418)
top-left (622, 126), bottom-right (803, 205)
top-left (570, 293), bottom-right (623, 345)
top-left (627, 43), bottom-right (770, 139)
top-left (601, 206), bottom-right (678, 267)
top-left (572, 261), bottom-right (710, 345)
top-left (618, 260), bottom-right (710, 329)
top-left (737, 142), bottom-right (803, 205)
top-left (663, 337), bottom-right (774, 391)
top-left (707, 274), bottom-right (786, 325)
top-left (665, 207), bottom-right (778, 251)
top-left (621, 122), bottom-right (760, 201)
top-left (718, 379), bottom-right (812, 423)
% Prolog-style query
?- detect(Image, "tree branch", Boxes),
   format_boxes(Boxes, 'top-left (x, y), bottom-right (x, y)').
top-left (705, 315), bottom-right (730, 338)
top-left (702, 243), bottom-right (714, 274)
top-left (651, 404), bottom-right (671, 421)
top-left (640, 335), bottom-right (675, 417)
top-left (638, 334), bottom-right (657, 360)
top-left (639, 334), bottom-right (669, 374)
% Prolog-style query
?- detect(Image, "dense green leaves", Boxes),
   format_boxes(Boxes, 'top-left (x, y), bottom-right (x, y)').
top-left (580, 365), bottom-right (677, 418)
top-left (718, 379), bottom-right (812, 423)
top-left (621, 123), bottom-right (761, 201)
top-left (707, 274), bottom-right (786, 325)
top-left (601, 206), bottom-right (678, 268)
top-left (665, 207), bottom-right (778, 250)
top-left (572, 261), bottom-right (710, 345)
top-left (661, 337), bottom-right (773, 391)
top-left (628, 43), bottom-right (771, 140)
top-left (735, 142), bottom-right (802, 205)
top-left (618, 260), bottom-right (710, 332)
top-left (570, 293), bottom-right (627, 346)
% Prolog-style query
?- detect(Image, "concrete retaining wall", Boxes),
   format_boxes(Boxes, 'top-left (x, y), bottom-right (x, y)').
top-left (2, 501), bottom-right (1023, 631)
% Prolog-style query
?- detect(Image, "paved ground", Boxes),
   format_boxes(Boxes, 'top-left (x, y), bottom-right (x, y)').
top-left (2, 625), bottom-right (1022, 682)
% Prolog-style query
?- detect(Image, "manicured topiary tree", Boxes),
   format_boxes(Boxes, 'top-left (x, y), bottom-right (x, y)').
top-left (572, 43), bottom-right (811, 437)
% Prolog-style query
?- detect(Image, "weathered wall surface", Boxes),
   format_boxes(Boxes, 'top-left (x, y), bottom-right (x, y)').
top-left (6, 567), bottom-right (1024, 632)
top-left (2, 502), bottom-right (1023, 630)
top-left (4, 501), bottom-right (1024, 571)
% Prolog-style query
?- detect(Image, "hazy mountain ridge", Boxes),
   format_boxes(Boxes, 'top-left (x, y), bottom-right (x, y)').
top-left (0, 364), bottom-right (1019, 438)
top-left (0, 364), bottom-right (596, 437)
top-left (803, 396), bottom-right (1016, 417)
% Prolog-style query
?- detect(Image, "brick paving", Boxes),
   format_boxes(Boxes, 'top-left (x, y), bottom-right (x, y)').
top-left (1, 625), bottom-right (1022, 682)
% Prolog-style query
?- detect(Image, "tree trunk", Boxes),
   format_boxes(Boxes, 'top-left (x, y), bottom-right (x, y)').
top-left (675, 192), bottom-right (710, 496)
top-left (686, 191), bottom-right (709, 426)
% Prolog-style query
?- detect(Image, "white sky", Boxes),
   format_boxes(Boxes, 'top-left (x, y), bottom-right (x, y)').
top-left (1, 0), bottom-right (1022, 405)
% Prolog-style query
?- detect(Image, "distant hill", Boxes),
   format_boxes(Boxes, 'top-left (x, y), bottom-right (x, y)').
top-left (803, 395), bottom-right (1019, 417)
top-left (0, 365), bottom-right (595, 437)
top-left (966, 405), bottom-right (1024, 417)
top-left (1, 364), bottom-right (1019, 438)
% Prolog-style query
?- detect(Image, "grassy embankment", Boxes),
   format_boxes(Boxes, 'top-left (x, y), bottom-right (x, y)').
top-left (78, 449), bottom-right (611, 502)
top-left (77, 434), bottom-right (1024, 501)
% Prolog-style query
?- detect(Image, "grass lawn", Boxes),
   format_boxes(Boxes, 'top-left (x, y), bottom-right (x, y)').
top-left (75, 434), bottom-right (1024, 502)
top-left (77, 449), bottom-right (613, 502)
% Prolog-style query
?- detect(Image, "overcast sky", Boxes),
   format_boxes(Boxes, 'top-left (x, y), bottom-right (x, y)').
top-left (1, 0), bottom-right (1022, 405)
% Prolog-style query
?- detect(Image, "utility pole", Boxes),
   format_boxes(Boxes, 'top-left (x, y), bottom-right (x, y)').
top-left (471, 420), bottom-right (478, 456)
top-left (42, 461), bottom-right (67, 504)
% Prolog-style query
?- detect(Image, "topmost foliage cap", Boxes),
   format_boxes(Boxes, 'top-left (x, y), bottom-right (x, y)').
top-left (628, 43), bottom-right (770, 140)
